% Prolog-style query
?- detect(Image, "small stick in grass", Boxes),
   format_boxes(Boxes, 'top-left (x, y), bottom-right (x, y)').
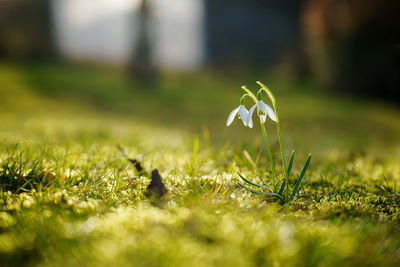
top-left (117, 144), bottom-right (148, 176)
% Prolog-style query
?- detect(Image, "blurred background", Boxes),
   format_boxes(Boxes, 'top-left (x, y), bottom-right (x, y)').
top-left (0, 0), bottom-right (399, 155)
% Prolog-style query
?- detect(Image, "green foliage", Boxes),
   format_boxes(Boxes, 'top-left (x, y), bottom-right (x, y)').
top-left (290, 154), bottom-right (311, 201)
top-left (278, 151), bottom-right (294, 195)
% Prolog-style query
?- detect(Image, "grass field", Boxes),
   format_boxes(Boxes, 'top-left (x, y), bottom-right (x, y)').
top-left (1, 62), bottom-right (400, 266)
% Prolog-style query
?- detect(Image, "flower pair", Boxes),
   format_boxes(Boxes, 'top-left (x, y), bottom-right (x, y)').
top-left (226, 100), bottom-right (277, 128)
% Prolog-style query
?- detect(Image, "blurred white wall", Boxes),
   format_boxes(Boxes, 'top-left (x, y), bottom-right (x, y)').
top-left (152, 0), bottom-right (204, 70)
top-left (51, 0), bottom-right (204, 70)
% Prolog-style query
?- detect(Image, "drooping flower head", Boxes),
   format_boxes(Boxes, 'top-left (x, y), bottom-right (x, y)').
top-left (226, 97), bottom-right (253, 128)
top-left (246, 91), bottom-right (277, 126)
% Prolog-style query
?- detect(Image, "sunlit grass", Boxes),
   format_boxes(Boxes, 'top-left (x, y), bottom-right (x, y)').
top-left (0, 63), bottom-right (399, 266)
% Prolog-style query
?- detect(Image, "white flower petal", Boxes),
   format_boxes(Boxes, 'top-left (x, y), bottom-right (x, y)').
top-left (238, 105), bottom-right (249, 126)
top-left (256, 101), bottom-right (267, 123)
top-left (263, 103), bottom-right (277, 122)
top-left (226, 107), bottom-right (240, 126)
top-left (238, 106), bottom-right (248, 119)
top-left (247, 115), bottom-right (253, 128)
top-left (257, 100), bottom-right (265, 115)
top-left (257, 100), bottom-right (276, 122)
top-left (246, 104), bottom-right (257, 128)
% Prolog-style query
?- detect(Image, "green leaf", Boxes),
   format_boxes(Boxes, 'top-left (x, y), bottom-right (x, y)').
top-left (237, 182), bottom-right (283, 200)
top-left (262, 192), bottom-right (283, 200)
top-left (237, 182), bottom-right (265, 195)
top-left (290, 154), bottom-right (311, 201)
top-left (237, 172), bottom-right (271, 191)
top-left (278, 151), bottom-right (294, 195)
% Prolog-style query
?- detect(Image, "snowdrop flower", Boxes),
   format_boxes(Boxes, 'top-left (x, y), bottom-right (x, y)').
top-left (226, 105), bottom-right (253, 128)
top-left (246, 100), bottom-right (277, 126)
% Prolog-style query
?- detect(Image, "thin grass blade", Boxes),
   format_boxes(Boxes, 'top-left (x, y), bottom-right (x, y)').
top-left (237, 172), bottom-right (270, 191)
top-left (290, 154), bottom-right (311, 201)
top-left (237, 182), bottom-right (283, 200)
top-left (263, 192), bottom-right (283, 200)
top-left (278, 151), bottom-right (294, 195)
top-left (191, 135), bottom-right (199, 167)
top-left (237, 182), bottom-right (265, 195)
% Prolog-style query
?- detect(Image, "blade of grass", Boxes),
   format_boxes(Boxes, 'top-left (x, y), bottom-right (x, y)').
top-left (243, 150), bottom-right (256, 169)
top-left (278, 151), bottom-right (294, 195)
top-left (191, 135), bottom-right (199, 167)
top-left (237, 182), bottom-right (266, 195)
top-left (237, 172), bottom-right (270, 191)
top-left (290, 154), bottom-right (311, 201)
top-left (237, 182), bottom-right (282, 200)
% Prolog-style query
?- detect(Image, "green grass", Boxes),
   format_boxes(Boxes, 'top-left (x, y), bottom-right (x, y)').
top-left (0, 62), bottom-right (400, 266)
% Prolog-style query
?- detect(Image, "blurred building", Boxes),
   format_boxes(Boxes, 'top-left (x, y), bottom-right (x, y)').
top-left (204, 0), bottom-right (304, 68)
top-left (0, 0), bottom-right (313, 71)
top-left (51, 0), bottom-right (204, 70)
top-left (50, 0), bottom-right (304, 70)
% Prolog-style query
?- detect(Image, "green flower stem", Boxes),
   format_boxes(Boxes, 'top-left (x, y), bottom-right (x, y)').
top-left (241, 86), bottom-right (257, 103)
top-left (256, 81), bottom-right (276, 107)
top-left (276, 120), bottom-right (288, 198)
top-left (260, 119), bottom-right (276, 183)
top-left (241, 94), bottom-right (254, 105)
top-left (256, 81), bottom-right (288, 197)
